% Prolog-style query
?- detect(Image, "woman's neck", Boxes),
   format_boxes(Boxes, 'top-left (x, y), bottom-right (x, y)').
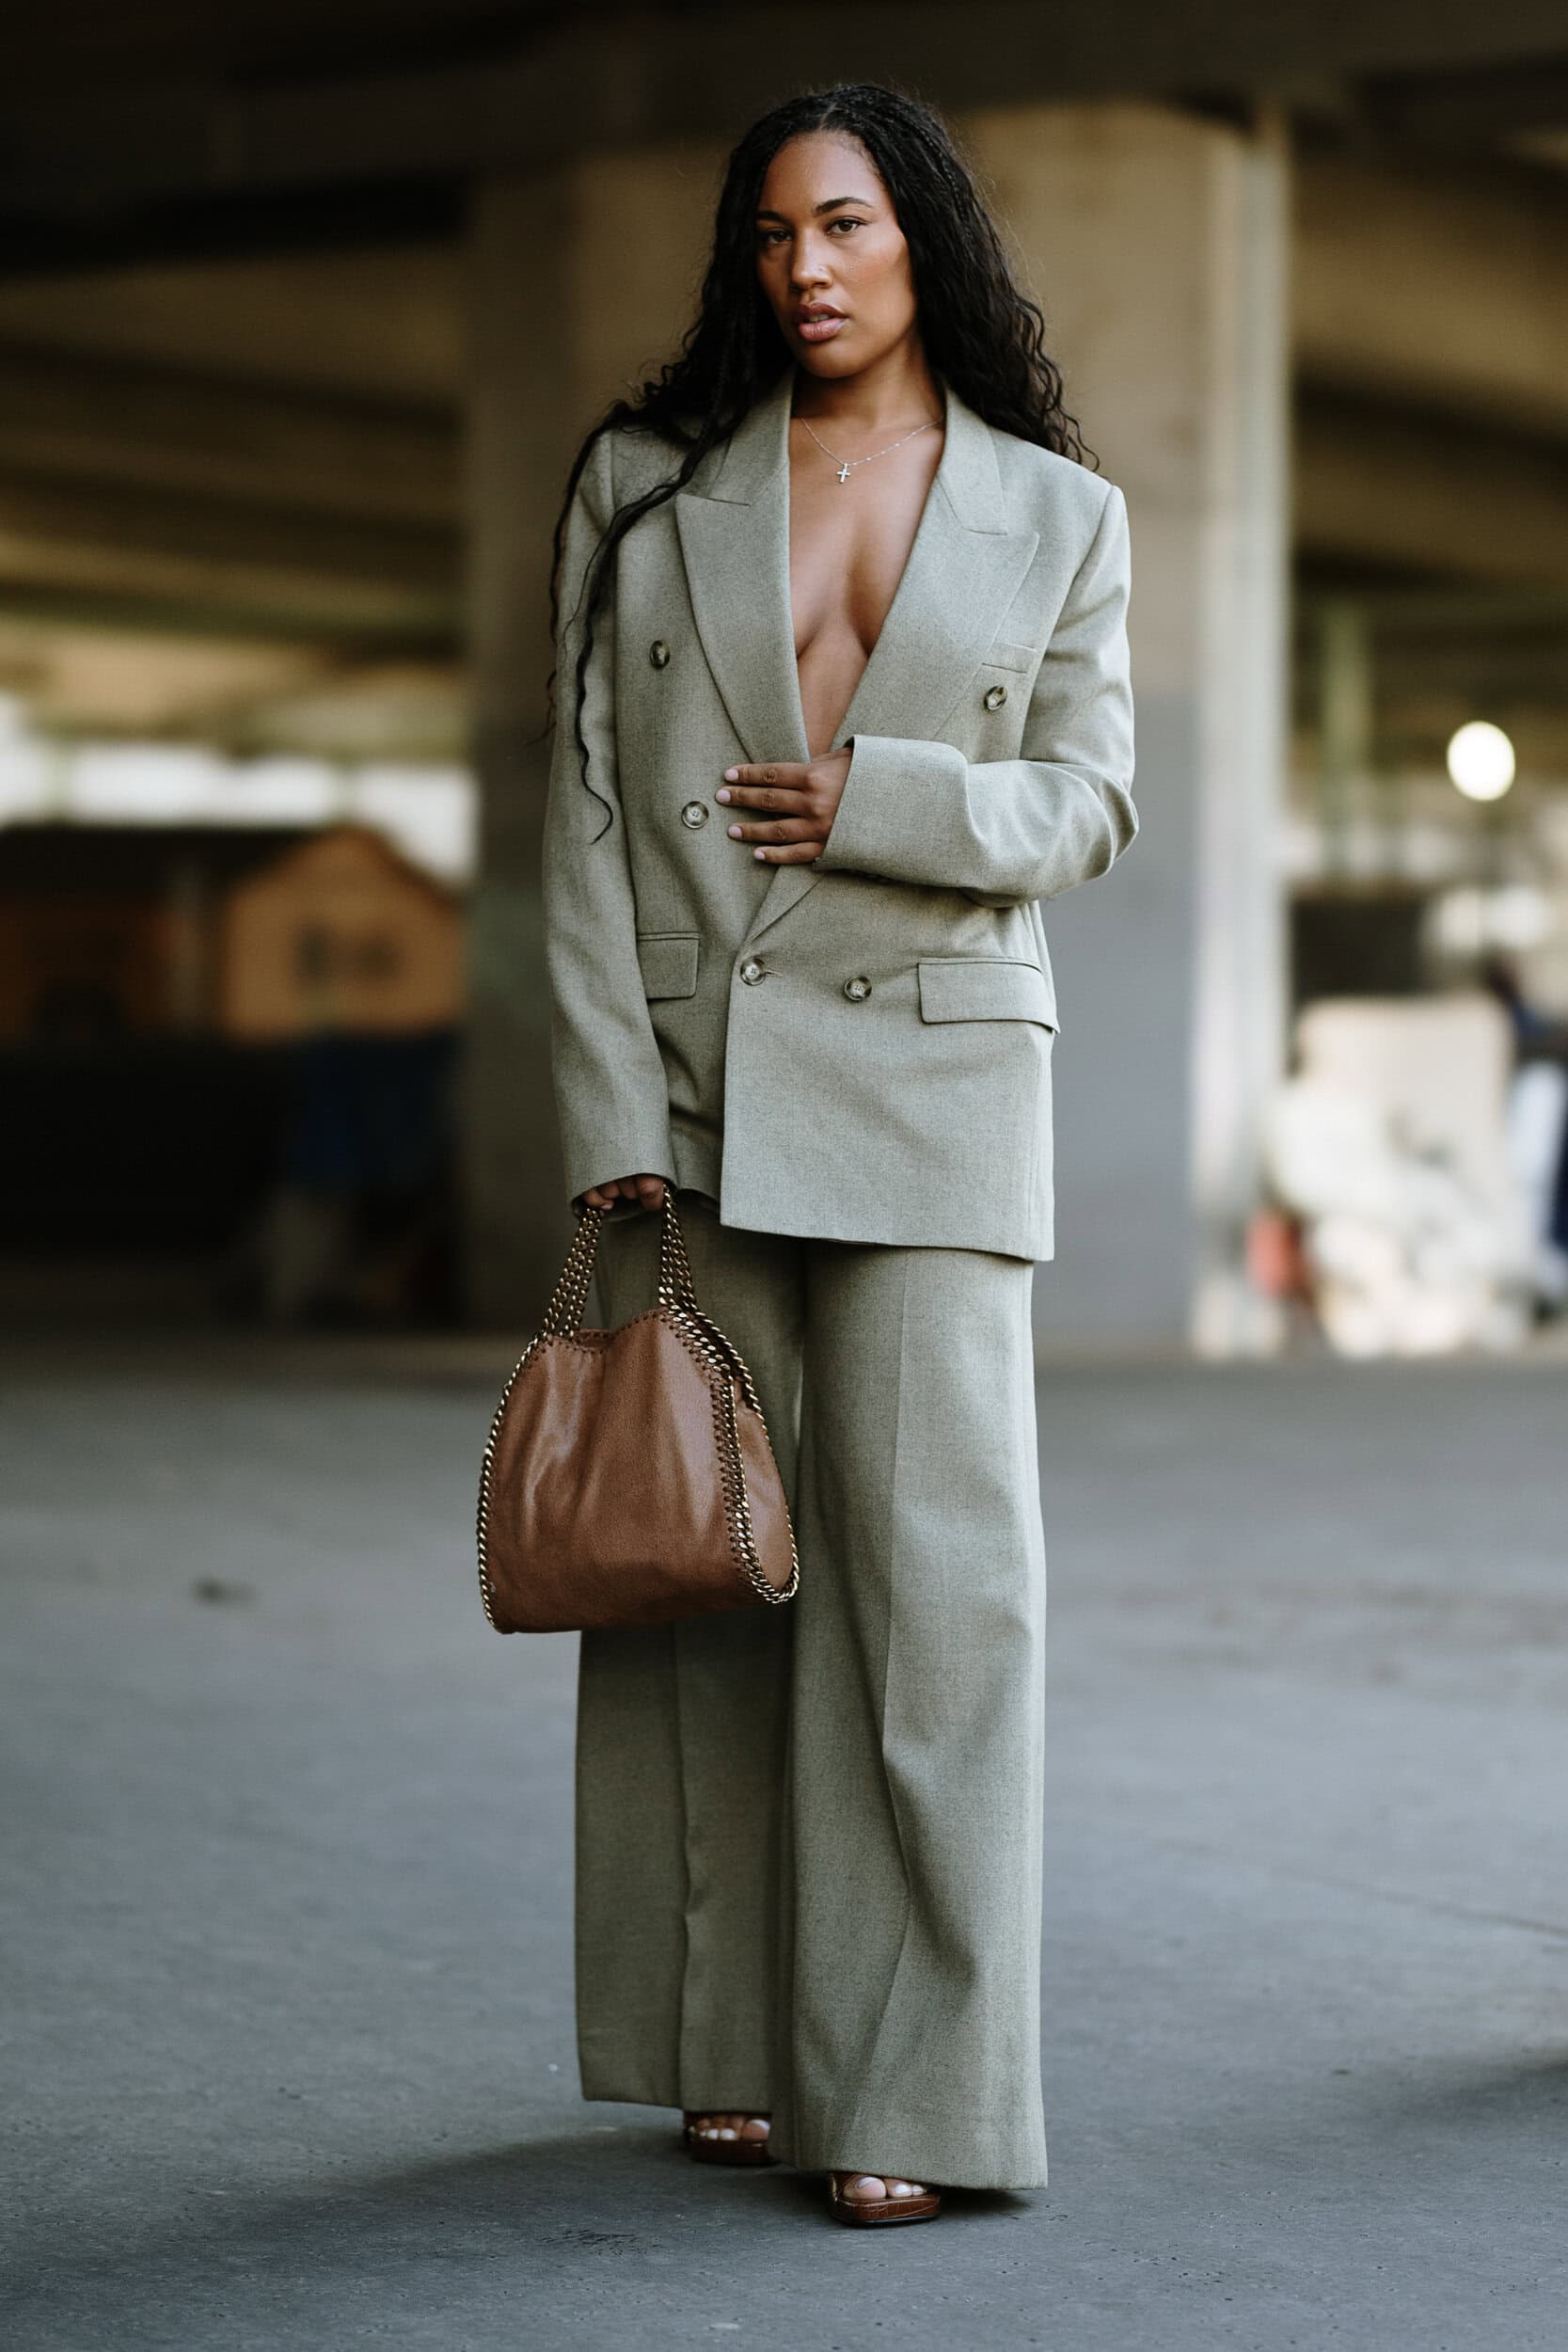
top-left (789, 342), bottom-right (942, 437)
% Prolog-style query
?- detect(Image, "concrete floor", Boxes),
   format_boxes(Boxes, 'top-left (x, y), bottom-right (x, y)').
top-left (1, 1340), bottom-right (1565, 2350)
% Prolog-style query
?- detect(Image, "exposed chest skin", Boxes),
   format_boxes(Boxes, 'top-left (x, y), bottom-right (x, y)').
top-left (787, 421), bottom-right (944, 757)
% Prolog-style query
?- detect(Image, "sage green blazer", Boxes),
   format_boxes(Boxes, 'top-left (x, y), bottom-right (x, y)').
top-left (542, 369), bottom-right (1135, 1260)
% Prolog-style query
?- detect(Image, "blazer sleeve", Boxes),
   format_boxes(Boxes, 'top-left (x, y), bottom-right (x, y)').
top-left (542, 432), bottom-right (678, 1202)
top-left (816, 483), bottom-right (1136, 909)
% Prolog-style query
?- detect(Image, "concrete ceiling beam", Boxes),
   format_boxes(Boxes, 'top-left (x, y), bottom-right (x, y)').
top-left (1294, 155), bottom-right (1568, 441)
top-left (0, 343), bottom-right (456, 524)
top-left (3, 3), bottom-right (1568, 224)
top-left (1357, 56), bottom-right (1568, 150)
top-left (0, 245), bottom-right (462, 404)
top-left (1295, 389), bottom-right (1568, 581)
top-left (0, 471), bottom-right (458, 643)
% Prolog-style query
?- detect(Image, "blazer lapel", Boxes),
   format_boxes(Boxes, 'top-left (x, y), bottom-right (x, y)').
top-left (833, 388), bottom-right (1039, 750)
top-left (674, 371), bottom-right (809, 771)
top-left (743, 384), bottom-right (1039, 945)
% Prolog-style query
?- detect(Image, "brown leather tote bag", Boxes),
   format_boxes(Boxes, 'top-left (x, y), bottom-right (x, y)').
top-left (475, 1195), bottom-right (798, 1633)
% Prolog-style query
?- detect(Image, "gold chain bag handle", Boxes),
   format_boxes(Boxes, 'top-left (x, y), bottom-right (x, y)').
top-left (655, 1199), bottom-right (767, 1415)
top-left (654, 1195), bottom-right (800, 1608)
top-left (543, 1202), bottom-right (606, 1331)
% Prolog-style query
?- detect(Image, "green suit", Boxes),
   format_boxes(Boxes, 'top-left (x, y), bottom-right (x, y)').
top-left (544, 370), bottom-right (1135, 2189)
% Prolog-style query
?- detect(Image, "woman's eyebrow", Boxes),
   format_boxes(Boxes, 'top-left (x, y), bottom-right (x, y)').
top-left (754, 194), bottom-right (879, 221)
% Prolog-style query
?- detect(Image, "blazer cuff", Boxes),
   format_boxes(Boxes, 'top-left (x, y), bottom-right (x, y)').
top-left (818, 734), bottom-right (967, 883)
top-left (560, 1124), bottom-right (678, 1209)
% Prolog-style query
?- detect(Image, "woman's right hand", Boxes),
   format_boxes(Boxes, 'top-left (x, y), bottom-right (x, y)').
top-left (579, 1174), bottom-right (667, 1214)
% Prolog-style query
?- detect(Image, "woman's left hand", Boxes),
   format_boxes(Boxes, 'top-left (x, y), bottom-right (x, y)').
top-left (716, 746), bottom-right (852, 864)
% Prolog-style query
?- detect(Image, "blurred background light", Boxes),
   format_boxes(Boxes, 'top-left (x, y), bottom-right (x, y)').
top-left (1428, 882), bottom-right (1554, 958)
top-left (1446, 721), bottom-right (1516, 802)
top-left (0, 708), bottom-right (474, 882)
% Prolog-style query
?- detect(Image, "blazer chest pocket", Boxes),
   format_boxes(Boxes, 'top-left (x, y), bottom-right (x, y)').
top-left (917, 958), bottom-right (1057, 1030)
top-left (982, 638), bottom-right (1039, 675)
top-left (637, 932), bottom-right (700, 1000)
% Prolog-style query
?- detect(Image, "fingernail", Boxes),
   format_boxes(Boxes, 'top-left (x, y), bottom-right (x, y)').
top-left (723, 768), bottom-right (739, 781)
top-left (716, 788), bottom-right (730, 803)
top-left (728, 825), bottom-right (742, 837)
top-left (754, 848), bottom-right (767, 860)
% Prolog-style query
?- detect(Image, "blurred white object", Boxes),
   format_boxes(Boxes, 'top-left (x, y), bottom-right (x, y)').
top-left (1428, 883), bottom-right (1553, 959)
top-left (1505, 1058), bottom-right (1568, 1305)
top-left (1446, 721), bottom-right (1515, 803)
top-left (1265, 994), bottom-right (1533, 1355)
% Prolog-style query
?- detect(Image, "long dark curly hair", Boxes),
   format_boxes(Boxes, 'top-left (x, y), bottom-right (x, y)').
top-left (552, 81), bottom-right (1088, 821)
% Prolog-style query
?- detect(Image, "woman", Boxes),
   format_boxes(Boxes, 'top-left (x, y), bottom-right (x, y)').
top-left (543, 82), bottom-right (1135, 2226)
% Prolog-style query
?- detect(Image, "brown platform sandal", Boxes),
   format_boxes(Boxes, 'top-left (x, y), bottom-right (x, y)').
top-left (682, 2112), bottom-right (775, 2168)
top-left (829, 2170), bottom-right (942, 2227)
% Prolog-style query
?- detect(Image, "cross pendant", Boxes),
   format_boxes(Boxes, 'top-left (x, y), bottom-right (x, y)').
top-left (836, 462), bottom-right (851, 484)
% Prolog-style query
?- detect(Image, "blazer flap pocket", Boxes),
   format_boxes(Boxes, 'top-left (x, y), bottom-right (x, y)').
top-left (918, 958), bottom-right (1057, 1029)
top-left (983, 638), bottom-right (1038, 675)
top-left (636, 932), bottom-right (700, 1000)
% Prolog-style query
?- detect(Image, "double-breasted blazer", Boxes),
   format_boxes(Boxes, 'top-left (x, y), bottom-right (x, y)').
top-left (542, 368), bottom-right (1136, 1261)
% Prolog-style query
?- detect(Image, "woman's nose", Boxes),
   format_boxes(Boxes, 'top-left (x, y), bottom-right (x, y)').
top-left (790, 237), bottom-right (832, 290)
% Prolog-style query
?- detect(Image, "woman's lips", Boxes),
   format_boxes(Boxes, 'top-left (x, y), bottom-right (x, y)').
top-left (796, 312), bottom-right (846, 343)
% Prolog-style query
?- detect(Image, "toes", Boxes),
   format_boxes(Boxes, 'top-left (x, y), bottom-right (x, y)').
top-left (689, 2110), bottom-right (770, 2144)
top-left (835, 2170), bottom-right (927, 2202)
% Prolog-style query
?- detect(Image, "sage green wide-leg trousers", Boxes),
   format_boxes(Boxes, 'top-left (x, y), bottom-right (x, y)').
top-left (576, 1194), bottom-right (1049, 2190)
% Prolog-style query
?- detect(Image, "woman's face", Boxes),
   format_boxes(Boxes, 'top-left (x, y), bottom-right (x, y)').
top-left (753, 131), bottom-right (920, 381)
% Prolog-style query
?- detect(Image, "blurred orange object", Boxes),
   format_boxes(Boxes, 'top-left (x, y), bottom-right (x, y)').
top-left (1247, 1208), bottom-right (1309, 1300)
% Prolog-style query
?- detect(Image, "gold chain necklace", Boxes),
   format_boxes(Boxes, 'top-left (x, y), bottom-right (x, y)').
top-left (797, 414), bottom-right (939, 485)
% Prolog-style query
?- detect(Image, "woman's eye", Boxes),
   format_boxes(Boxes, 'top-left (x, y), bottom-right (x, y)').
top-left (757, 229), bottom-right (787, 247)
top-left (828, 216), bottom-right (865, 234)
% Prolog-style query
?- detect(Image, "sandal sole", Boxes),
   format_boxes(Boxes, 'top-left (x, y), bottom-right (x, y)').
top-left (829, 2188), bottom-right (942, 2227)
top-left (683, 2133), bottom-right (775, 2168)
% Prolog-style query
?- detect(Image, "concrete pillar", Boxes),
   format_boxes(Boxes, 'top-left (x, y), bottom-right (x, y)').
top-left (963, 102), bottom-right (1291, 1353)
top-left (462, 144), bottom-right (721, 1327)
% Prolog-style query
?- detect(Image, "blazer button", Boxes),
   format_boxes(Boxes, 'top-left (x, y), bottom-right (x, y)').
top-left (983, 683), bottom-right (1007, 710)
top-left (738, 959), bottom-right (767, 986)
top-left (649, 639), bottom-right (671, 670)
top-left (680, 800), bottom-right (708, 829)
top-left (843, 976), bottom-right (872, 1003)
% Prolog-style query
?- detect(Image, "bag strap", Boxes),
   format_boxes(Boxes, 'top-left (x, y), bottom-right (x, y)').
top-left (657, 1195), bottom-right (700, 1311)
top-left (542, 1191), bottom-right (700, 1336)
top-left (541, 1204), bottom-right (606, 1334)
